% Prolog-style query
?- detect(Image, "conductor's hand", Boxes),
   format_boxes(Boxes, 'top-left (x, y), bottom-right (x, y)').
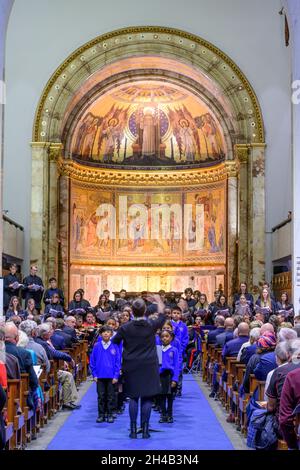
top-left (171, 381), bottom-right (177, 388)
top-left (146, 294), bottom-right (165, 314)
top-left (112, 379), bottom-right (118, 384)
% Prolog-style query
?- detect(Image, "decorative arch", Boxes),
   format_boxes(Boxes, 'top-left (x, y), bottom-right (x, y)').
top-left (30, 26), bottom-right (266, 300)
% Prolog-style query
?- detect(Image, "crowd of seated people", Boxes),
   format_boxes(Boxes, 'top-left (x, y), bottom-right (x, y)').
top-left (1, 265), bottom-right (300, 449)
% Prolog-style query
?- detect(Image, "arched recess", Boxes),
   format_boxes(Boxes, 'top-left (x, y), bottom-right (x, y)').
top-left (30, 26), bottom-right (266, 299)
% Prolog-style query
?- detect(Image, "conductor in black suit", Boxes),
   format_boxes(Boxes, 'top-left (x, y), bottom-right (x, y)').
top-left (113, 294), bottom-right (166, 439)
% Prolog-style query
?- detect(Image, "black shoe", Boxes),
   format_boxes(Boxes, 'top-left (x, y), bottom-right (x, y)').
top-left (159, 415), bottom-right (168, 423)
top-left (63, 403), bottom-right (79, 410)
top-left (70, 402), bottom-right (81, 409)
top-left (129, 422), bottom-right (137, 439)
top-left (142, 422), bottom-right (150, 439)
top-left (167, 416), bottom-right (174, 423)
top-left (96, 416), bottom-right (105, 423)
top-left (112, 413), bottom-right (117, 419)
top-left (209, 392), bottom-right (215, 398)
top-left (107, 415), bottom-right (114, 423)
top-left (176, 391), bottom-right (182, 397)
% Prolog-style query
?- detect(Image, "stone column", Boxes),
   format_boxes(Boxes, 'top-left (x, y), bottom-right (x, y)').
top-left (235, 144), bottom-right (250, 286)
top-left (248, 143), bottom-right (266, 292)
top-left (58, 171), bottom-right (70, 301)
top-left (225, 161), bottom-right (239, 301)
top-left (48, 143), bottom-right (63, 280)
top-left (30, 142), bottom-right (51, 283)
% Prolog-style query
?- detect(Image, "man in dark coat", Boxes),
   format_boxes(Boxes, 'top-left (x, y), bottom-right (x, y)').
top-left (3, 263), bottom-right (22, 311)
top-left (22, 265), bottom-right (44, 310)
top-left (113, 294), bottom-right (166, 439)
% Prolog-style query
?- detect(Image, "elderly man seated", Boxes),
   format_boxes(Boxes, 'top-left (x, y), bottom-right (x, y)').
top-left (4, 322), bottom-right (39, 392)
top-left (63, 316), bottom-right (78, 344)
top-left (35, 323), bottom-right (81, 410)
top-left (19, 320), bottom-right (50, 374)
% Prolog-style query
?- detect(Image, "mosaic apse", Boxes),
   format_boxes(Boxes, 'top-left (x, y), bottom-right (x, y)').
top-left (70, 81), bottom-right (226, 169)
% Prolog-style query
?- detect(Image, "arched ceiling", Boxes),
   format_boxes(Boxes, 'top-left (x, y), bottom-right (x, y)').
top-left (33, 26), bottom-right (264, 154)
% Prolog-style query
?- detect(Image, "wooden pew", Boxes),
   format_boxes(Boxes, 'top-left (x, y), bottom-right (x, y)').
top-left (20, 373), bottom-right (36, 443)
top-left (6, 379), bottom-right (25, 450)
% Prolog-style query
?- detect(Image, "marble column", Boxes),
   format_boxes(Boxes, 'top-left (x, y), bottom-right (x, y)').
top-left (248, 144), bottom-right (266, 292)
top-left (58, 172), bottom-right (70, 301)
top-left (30, 142), bottom-right (51, 283)
top-left (48, 143), bottom-right (63, 280)
top-left (235, 144), bottom-right (250, 286)
top-left (225, 161), bottom-right (239, 301)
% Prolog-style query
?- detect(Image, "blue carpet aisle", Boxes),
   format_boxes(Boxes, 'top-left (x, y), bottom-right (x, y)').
top-left (47, 376), bottom-right (234, 450)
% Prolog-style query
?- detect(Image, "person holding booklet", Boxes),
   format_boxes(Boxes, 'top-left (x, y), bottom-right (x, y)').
top-left (3, 263), bottom-right (23, 312)
top-left (22, 265), bottom-right (44, 311)
top-left (276, 291), bottom-right (294, 323)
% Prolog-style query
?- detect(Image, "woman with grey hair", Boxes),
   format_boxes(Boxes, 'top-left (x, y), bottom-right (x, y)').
top-left (237, 327), bottom-right (261, 362)
top-left (278, 327), bottom-right (298, 343)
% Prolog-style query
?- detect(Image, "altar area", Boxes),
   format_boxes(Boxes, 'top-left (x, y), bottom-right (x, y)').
top-left (30, 27), bottom-right (266, 303)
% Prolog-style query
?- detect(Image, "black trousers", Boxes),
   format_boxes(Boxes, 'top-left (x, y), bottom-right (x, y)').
top-left (160, 393), bottom-right (175, 417)
top-left (97, 379), bottom-right (115, 416)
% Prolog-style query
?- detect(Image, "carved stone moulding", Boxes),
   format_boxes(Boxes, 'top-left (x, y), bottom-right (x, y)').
top-left (58, 158), bottom-right (238, 188)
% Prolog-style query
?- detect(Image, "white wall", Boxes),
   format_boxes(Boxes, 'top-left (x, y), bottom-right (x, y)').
top-left (3, 0), bottom-right (292, 275)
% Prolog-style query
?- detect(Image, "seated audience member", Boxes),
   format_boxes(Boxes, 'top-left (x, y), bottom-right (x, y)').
top-left (5, 296), bottom-right (27, 321)
top-left (215, 317), bottom-right (235, 347)
top-left (166, 292), bottom-right (178, 310)
top-left (45, 317), bottom-right (66, 350)
top-left (264, 341), bottom-right (289, 402)
top-left (232, 314), bottom-right (243, 329)
top-left (4, 322), bottom-right (38, 392)
top-left (9, 315), bottom-right (22, 327)
top-left (95, 294), bottom-right (112, 323)
top-left (232, 282), bottom-right (254, 314)
top-left (64, 316), bottom-right (79, 343)
top-left (17, 330), bottom-right (38, 365)
top-left (25, 298), bottom-right (39, 320)
top-left (54, 318), bottom-right (73, 348)
top-left (43, 277), bottom-right (64, 306)
top-left (294, 315), bottom-right (300, 326)
top-left (276, 292), bottom-right (294, 322)
top-left (278, 327), bottom-right (298, 343)
top-left (294, 323), bottom-right (300, 338)
top-left (255, 288), bottom-right (276, 321)
top-left (237, 327), bottom-right (261, 363)
top-left (266, 340), bottom-right (300, 413)
top-left (279, 366), bottom-right (300, 449)
top-left (68, 290), bottom-right (91, 315)
top-left (35, 323), bottom-right (80, 410)
top-left (222, 322), bottom-right (250, 362)
top-left (19, 320), bottom-right (50, 373)
top-left (44, 293), bottom-right (64, 319)
top-left (0, 384), bottom-right (6, 451)
top-left (207, 315), bottom-right (225, 345)
top-left (22, 265), bottom-right (44, 311)
top-left (268, 314), bottom-right (280, 333)
top-left (241, 331), bottom-right (277, 393)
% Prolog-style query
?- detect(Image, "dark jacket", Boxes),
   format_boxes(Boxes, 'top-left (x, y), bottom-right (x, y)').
top-left (63, 325), bottom-right (78, 343)
top-left (51, 332), bottom-right (66, 350)
top-left (3, 273), bottom-right (21, 308)
top-left (215, 330), bottom-right (234, 347)
top-left (5, 341), bottom-right (38, 390)
top-left (207, 327), bottom-right (225, 345)
top-left (222, 335), bottom-right (249, 362)
top-left (54, 329), bottom-right (73, 348)
top-left (22, 274), bottom-right (44, 309)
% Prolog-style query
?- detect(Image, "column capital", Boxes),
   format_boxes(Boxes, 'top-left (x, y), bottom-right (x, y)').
top-left (49, 143), bottom-right (63, 162)
top-left (224, 160), bottom-right (238, 178)
top-left (234, 144), bottom-right (250, 163)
